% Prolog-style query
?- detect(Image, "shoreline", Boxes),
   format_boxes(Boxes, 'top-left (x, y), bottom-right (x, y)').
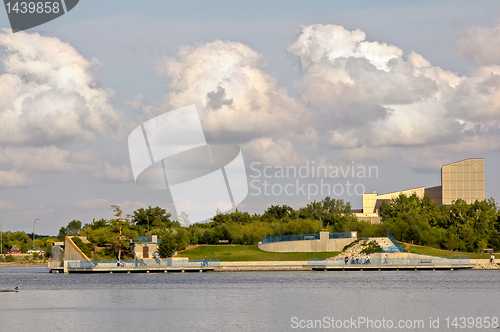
top-left (2, 264), bottom-right (498, 271)
top-left (47, 259), bottom-right (487, 273)
top-left (0, 262), bottom-right (46, 267)
top-left (2, 260), bottom-right (498, 271)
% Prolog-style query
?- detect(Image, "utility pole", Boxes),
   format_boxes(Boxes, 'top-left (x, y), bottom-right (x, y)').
top-left (33, 218), bottom-right (39, 250)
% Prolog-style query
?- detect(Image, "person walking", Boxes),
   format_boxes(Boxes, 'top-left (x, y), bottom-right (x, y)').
top-left (344, 256), bottom-right (349, 265)
top-left (384, 254), bottom-right (388, 265)
top-left (490, 253), bottom-right (495, 264)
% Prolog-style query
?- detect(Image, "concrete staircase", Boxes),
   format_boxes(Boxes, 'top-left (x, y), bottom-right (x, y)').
top-left (369, 237), bottom-right (401, 252)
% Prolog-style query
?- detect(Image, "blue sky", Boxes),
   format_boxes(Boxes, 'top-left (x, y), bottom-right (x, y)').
top-left (1, 0), bottom-right (500, 234)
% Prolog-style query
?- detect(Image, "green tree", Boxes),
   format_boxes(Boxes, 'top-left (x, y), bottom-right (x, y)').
top-left (57, 220), bottom-right (82, 240)
top-left (477, 239), bottom-right (488, 253)
top-left (132, 206), bottom-right (176, 230)
top-left (263, 205), bottom-right (297, 221)
top-left (201, 230), bottom-right (212, 244)
top-left (110, 205), bottom-right (138, 260)
top-left (299, 197), bottom-right (353, 227)
top-left (178, 212), bottom-right (190, 227)
top-left (158, 229), bottom-right (177, 257)
top-left (84, 218), bottom-right (107, 230)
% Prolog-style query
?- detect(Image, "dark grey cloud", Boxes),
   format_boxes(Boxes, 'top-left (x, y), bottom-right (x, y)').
top-left (206, 86), bottom-right (233, 110)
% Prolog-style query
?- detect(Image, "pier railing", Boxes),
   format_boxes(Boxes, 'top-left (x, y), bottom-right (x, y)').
top-left (261, 234), bottom-right (319, 244)
top-left (386, 231), bottom-right (404, 253)
top-left (67, 261), bottom-right (95, 268)
top-left (131, 236), bottom-right (161, 244)
top-left (82, 260), bottom-right (149, 268)
top-left (307, 256), bottom-right (470, 266)
top-left (329, 232), bottom-right (352, 239)
top-left (380, 246), bottom-right (401, 253)
top-left (68, 259), bottom-right (221, 268)
top-left (157, 259), bottom-right (220, 267)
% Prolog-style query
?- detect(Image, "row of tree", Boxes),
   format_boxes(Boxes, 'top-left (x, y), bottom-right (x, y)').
top-left (378, 194), bottom-right (500, 252)
top-left (0, 231), bottom-right (54, 256)
top-left (3, 195), bottom-right (499, 259)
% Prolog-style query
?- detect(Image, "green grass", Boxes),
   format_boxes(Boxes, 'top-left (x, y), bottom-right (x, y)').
top-left (176, 245), bottom-right (339, 261)
top-left (177, 244), bottom-right (495, 261)
top-left (407, 245), bottom-right (498, 259)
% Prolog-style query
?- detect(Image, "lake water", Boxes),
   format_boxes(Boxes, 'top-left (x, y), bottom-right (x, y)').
top-left (0, 267), bottom-right (499, 331)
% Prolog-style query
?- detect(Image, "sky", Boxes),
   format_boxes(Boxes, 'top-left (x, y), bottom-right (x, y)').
top-left (0, 0), bottom-right (500, 235)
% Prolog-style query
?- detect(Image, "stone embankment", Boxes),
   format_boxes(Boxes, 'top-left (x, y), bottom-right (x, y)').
top-left (333, 240), bottom-right (371, 259)
top-left (0, 262), bottom-right (46, 267)
top-left (473, 260), bottom-right (499, 270)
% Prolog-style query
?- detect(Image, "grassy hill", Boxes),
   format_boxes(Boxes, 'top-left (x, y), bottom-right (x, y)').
top-left (176, 245), bottom-right (339, 261)
top-left (176, 244), bottom-right (499, 261)
top-left (406, 245), bottom-right (498, 259)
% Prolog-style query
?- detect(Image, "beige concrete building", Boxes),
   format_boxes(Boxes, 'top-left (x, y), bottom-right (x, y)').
top-left (131, 235), bottom-right (159, 260)
top-left (354, 158), bottom-right (485, 223)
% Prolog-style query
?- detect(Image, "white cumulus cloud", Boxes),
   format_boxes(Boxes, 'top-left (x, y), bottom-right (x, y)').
top-left (0, 29), bottom-right (124, 145)
top-left (156, 40), bottom-right (303, 144)
top-left (138, 22), bottom-right (500, 170)
top-left (285, 23), bottom-right (500, 165)
top-left (455, 19), bottom-right (500, 67)
top-left (0, 30), bottom-right (134, 187)
top-left (0, 169), bottom-right (35, 187)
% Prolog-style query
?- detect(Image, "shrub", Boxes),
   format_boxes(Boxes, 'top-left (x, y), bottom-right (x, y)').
top-left (71, 237), bottom-right (94, 258)
top-left (44, 244), bottom-right (52, 258)
top-left (360, 241), bottom-right (382, 255)
top-left (343, 239), bottom-right (361, 251)
top-left (96, 248), bottom-right (116, 260)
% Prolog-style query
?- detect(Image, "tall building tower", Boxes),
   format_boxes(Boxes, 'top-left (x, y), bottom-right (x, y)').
top-left (441, 158), bottom-right (485, 205)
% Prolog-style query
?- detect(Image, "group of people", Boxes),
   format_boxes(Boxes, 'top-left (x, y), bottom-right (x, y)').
top-left (344, 254), bottom-right (371, 265)
top-left (341, 254), bottom-right (392, 265)
top-left (202, 256), bottom-right (209, 266)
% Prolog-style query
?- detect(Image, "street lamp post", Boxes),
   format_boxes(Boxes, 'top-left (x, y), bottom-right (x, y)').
top-left (33, 218), bottom-right (39, 250)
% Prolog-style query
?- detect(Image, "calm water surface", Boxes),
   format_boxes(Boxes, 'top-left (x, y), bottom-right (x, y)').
top-left (0, 267), bottom-right (499, 331)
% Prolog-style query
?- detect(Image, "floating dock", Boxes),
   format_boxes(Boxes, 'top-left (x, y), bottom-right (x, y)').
top-left (308, 263), bottom-right (474, 271)
top-left (48, 260), bottom-right (219, 274)
top-left (51, 266), bottom-right (216, 274)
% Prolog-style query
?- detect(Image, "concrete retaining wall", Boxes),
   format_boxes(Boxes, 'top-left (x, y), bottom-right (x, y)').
top-left (64, 236), bottom-right (90, 261)
top-left (258, 232), bottom-right (356, 252)
top-left (220, 261), bottom-right (306, 267)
